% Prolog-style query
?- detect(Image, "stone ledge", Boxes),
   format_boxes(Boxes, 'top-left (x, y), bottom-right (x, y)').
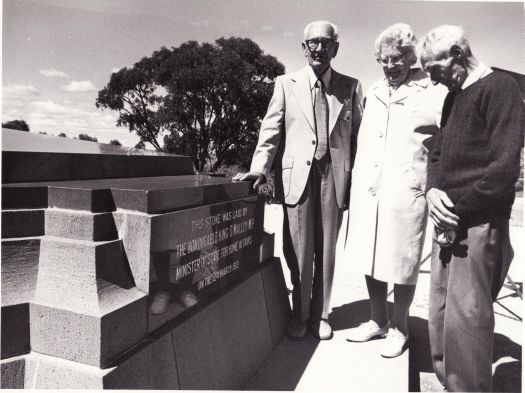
top-left (45, 209), bottom-right (117, 241)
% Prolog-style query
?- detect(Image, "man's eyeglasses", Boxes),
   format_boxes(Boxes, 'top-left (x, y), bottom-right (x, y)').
top-left (376, 52), bottom-right (409, 66)
top-left (305, 38), bottom-right (335, 51)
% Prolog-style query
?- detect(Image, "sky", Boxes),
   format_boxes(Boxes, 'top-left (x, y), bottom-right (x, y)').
top-left (2, 0), bottom-right (524, 147)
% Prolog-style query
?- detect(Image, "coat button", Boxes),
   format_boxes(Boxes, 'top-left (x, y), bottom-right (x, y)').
top-left (369, 187), bottom-right (376, 196)
top-left (378, 132), bottom-right (383, 138)
top-left (373, 161), bottom-right (378, 167)
top-left (312, 140), bottom-right (316, 145)
top-left (306, 161), bottom-right (311, 166)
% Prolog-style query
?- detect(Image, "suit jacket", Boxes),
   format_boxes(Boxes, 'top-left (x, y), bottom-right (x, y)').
top-left (250, 66), bottom-right (363, 208)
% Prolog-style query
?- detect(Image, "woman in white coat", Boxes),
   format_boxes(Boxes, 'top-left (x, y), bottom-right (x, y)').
top-left (345, 24), bottom-right (446, 357)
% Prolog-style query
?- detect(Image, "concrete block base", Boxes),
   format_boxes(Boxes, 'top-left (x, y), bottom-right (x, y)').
top-left (1, 258), bottom-right (289, 389)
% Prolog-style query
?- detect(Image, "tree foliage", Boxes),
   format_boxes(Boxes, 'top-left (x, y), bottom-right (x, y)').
top-left (97, 37), bottom-right (284, 171)
top-left (58, 132), bottom-right (67, 138)
top-left (109, 139), bottom-right (122, 146)
top-left (2, 119), bottom-right (30, 131)
top-left (78, 133), bottom-right (98, 142)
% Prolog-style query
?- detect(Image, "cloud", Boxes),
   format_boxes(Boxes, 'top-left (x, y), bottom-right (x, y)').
top-left (190, 20), bottom-right (209, 29)
top-left (3, 83), bottom-right (40, 102)
top-left (261, 25), bottom-right (273, 32)
top-left (111, 67), bottom-right (121, 73)
top-left (39, 68), bottom-right (70, 78)
top-left (283, 31), bottom-right (295, 38)
top-left (31, 100), bottom-right (68, 115)
top-left (60, 80), bottom-right (97, 92)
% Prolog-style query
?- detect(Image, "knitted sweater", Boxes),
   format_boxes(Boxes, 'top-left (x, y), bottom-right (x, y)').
top-left (426, 71), bottom-right (525, 226)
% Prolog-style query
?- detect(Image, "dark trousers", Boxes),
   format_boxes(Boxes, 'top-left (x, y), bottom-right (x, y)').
top-left (282, 158), bottom-right (343, 322)
top-left (428, 219), bottom-right (513, 392)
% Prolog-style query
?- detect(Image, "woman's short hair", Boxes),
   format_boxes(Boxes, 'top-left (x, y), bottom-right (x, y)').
top-left (374, 23), bottom-right (417, 66)
top-left (303, 20), bottom-right (339, 41)
top-left (417, 25), bottom-right (471, 63)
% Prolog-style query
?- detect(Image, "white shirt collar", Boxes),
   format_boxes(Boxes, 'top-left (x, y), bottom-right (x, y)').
top-left (461, 62), bottom-right (493, 90)
top-left (307, 66), bottom-right (332, 91)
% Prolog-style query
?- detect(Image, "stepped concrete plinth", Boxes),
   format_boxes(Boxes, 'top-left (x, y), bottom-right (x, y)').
top-left (2, 129), bottom-right (290, 389)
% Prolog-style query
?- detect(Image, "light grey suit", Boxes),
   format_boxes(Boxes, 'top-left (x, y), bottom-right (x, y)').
top-left (250, 66), bottom-right (362, 321)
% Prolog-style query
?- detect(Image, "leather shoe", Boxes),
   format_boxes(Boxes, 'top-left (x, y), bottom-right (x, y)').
top-left (287, 319), bottom-right (307, 340)
top-left (310, 318), bottom-right (333, 340)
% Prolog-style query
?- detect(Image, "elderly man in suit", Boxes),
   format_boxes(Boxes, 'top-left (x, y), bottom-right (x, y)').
top-left (418, 25), bottom-right (524, 391)
top-left (233, 20), bottom-right (362, 340)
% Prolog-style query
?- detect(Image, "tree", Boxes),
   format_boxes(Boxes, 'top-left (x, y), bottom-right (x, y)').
top-left (58, 133), bottom-right (67, 137)
top-left (97, 37), bottom-right (284, 171)
top-left (160, 38), bottom-right (284, 171)
top-left (2, 120), bottom-right (29, 131)
top-left (134, 140), bottom-right (145, 149)
top-left (78, 133), bottom-right (98, 142)
top-left (109, 139), bottom-right (122, 146)
top-left (96, 47), bottom-right (171, 151)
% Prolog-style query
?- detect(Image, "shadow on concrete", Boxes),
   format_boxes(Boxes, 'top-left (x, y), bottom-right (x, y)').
top-left (330, 299), bottom-right (395, 331)
top-left (408, 316), bottom-right (433, 392)
top-left (246, 335), bottom-right (320, 390)
top-left (493, 333), bottom-right (522, 392)
top-left (407, 316), bottom-right (522, 392)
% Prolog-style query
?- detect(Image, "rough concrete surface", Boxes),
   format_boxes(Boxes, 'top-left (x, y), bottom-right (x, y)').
top-left (172, 272), bottom-right (274, 390)
top-left (45, 209), bottom-right (117, 241)
top-left (103, 332), bottom-right (180, 389)
top-left (0, 356), bottom-right (25, 388)
top-left (24, 352), bottom-right (107, 389)
top-left (1, 237), bottom-right (40, 358)
top-left (1, 237), bottom-right (40, 306)
top-left (260, 257), bottom-right (291, 347)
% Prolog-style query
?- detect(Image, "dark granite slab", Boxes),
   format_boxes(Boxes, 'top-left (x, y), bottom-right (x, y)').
top-left (3, 152), bottom-right (194, 183)
top-left (4, 176), bottom-right (255, 213)
top-left (2, 128), bottom-right (194, 183)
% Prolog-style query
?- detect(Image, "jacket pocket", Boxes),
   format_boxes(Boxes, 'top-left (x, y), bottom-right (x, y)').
top-left (280, 157), bottom-right (294, 197)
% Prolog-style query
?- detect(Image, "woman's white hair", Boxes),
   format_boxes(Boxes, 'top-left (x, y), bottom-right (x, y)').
top-left (417, 25), bottom-right (471, 63)
top-left (303, 20), bottom-right (339, 41)
top-left (374, 23), bottom-right (417, 65)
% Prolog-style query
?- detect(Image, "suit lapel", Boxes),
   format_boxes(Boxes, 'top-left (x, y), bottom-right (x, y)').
top-left (290, 68), bottom-right (315, 134)
top-left (328, 71), bottom-right (344, 136)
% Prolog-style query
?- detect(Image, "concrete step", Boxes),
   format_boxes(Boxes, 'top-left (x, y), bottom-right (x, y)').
top-left (45, 209), bottom-right (117, 241)
top-left (30, 237), bottom-right (148, 368)
top-left (1, 209), bottom-right (45, 238)
top-left (1, 237), bottom-right (41, 359)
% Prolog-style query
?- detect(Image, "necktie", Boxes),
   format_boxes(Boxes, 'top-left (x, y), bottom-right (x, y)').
top-left (314, 80), bottom-right (328, 160)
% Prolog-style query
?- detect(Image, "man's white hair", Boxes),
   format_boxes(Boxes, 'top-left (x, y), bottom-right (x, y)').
top-left (303, 20), bottom-right (339, 41)
top-left (374, 23), bottom-right (417, 66)
top-left (417, 25), bottom-right (472, 62)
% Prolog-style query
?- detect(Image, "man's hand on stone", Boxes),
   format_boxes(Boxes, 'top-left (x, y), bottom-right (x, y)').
top-left (426, 188), bottom-right (459, 231)
top-left (232, 171), bottom-right (266, 189)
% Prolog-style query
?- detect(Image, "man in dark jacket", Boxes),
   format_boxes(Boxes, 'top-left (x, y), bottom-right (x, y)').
top-left (418, 25), bottom-right (524, 392)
